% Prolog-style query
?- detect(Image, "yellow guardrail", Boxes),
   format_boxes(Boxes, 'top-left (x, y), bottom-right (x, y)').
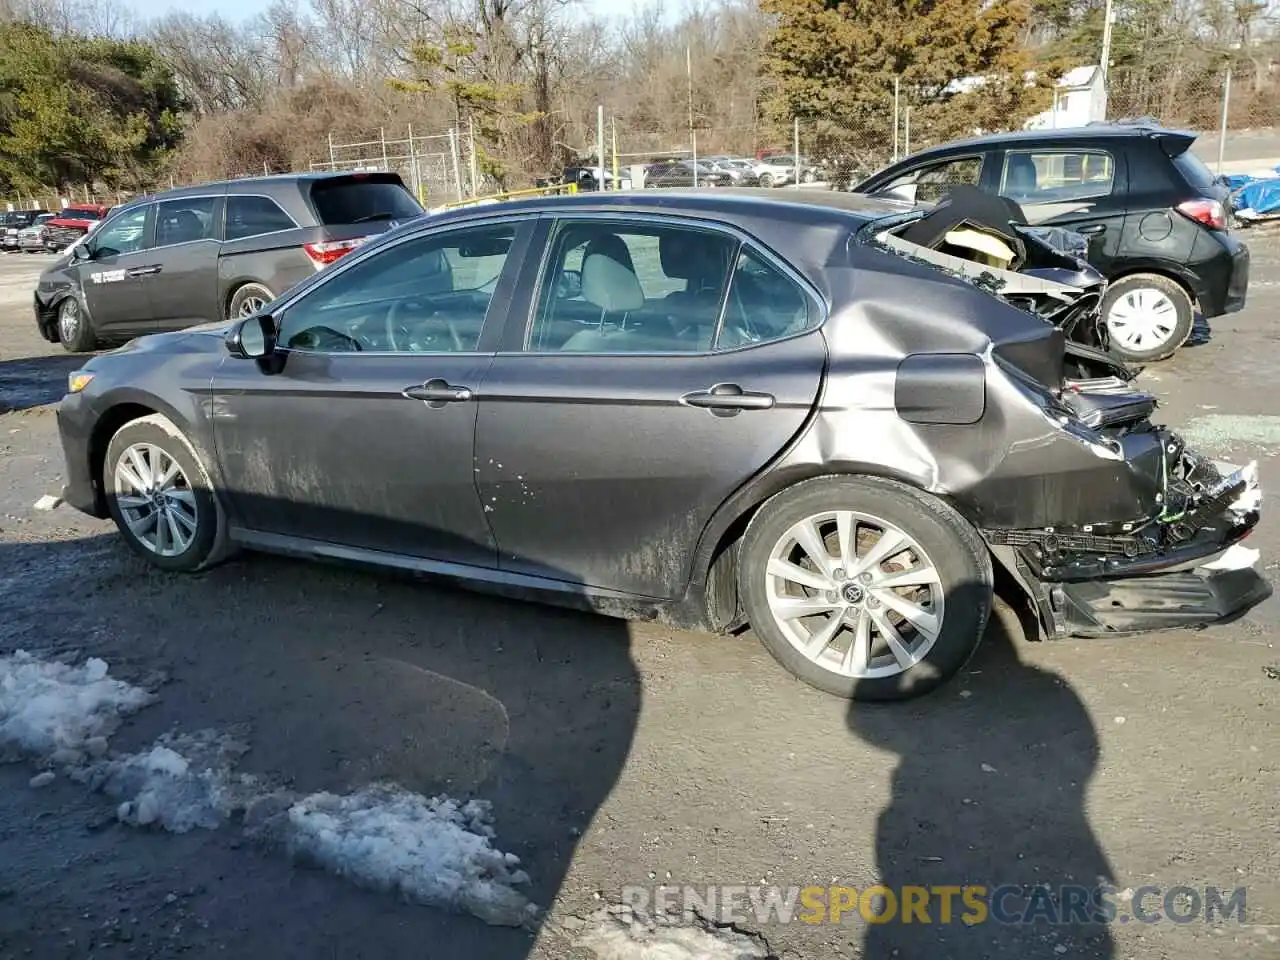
top-left (439, 182), bottom-right (579, 210)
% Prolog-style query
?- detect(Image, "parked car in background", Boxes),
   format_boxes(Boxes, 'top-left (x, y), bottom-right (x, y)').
top-left (763, 153), bottom-right (823, 183)
top-left (43, 203), bottom-right (111, 251)
top-left (701, 157), bottom-right (762, 186)
top-left (1, 210), bottom-right (50, 250)
top-left (557, 165), bottom-right (616, 192)
top-left (35, 170), bottom-right (424, 352)
top-left (55, 190), bottom-right (1266, 703)
top-left (853, 123), bottom-right (1249, 363)
top-left (644, 160), bottom-right (734, 188)
top-left (16, 212), bottom-right (56, 252)
top-left (752, 156), bottom-right (796, 188)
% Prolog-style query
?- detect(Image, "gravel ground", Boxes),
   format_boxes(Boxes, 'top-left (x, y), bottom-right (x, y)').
top-left (1, 236), bottom-right (1278, 960)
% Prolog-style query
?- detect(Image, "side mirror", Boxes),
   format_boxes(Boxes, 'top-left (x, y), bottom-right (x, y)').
top-left (225, 313), bottom-right (277, 359)
top-left (71, 242), bottom-right (91, 261)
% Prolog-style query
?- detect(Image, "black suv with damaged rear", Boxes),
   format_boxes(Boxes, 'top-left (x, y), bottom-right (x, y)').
top-left (854, 123), bottom-right (1250, 363)
top-left (53, 189), bottom-right (1269, 702)
top-left (34, 171), bottom-right (424, 353)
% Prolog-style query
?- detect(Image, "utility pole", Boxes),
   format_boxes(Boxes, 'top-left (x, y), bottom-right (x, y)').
top-left (687, 44), bottom-right (697, 188)
top-left (1099, 0), bottom-right (1115, 86)
top-left (611, 116), bottom-right (619, 190)
top-left (892, 77), bottom-right (900, 162)
top-left (597, 105), bottom-right (605, 191)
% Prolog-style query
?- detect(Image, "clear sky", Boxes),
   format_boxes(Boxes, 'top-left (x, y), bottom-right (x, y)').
top-left (124, 0), bottom-right (649, 24)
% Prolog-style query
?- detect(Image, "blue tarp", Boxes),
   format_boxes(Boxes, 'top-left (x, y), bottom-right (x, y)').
top-left (1233, 176), bottom-right (1280, 217)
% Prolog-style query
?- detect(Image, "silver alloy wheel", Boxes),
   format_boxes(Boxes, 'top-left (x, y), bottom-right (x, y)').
top-left (238, 295), bottom-right (267, 317)
top-left (1105, 287), bottom-right (1179, 352)
top-left (113, 442), bottom-right (199, 557)
top-left (58, 298), bottom-right (79, 343)
top-left (764, 510), bottom-right (945, 679)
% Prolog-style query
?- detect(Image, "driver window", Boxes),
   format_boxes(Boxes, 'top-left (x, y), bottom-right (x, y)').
top-left (277, 224), bottom-right (515, 354)
top-left (89, 205), bottom-right (151, 259)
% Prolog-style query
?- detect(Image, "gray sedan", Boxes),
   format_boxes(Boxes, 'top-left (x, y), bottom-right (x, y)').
top-left (54, 190), bottom-right (1269, 700)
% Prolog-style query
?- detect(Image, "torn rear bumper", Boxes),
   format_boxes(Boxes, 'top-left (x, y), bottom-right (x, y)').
top-left (1045, 544), bottom-right (1272, 637)
top-left (989, 454), bottom-right (1271, 638)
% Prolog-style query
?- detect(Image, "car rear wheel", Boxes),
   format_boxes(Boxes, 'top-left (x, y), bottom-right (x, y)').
top-left (57, 296), bottom-right (95, 353)
top-left (228, 282), bottom-right (275, 321)
top-left (104, 415), bottom-right (226, 573)
top-left (801, 169), bottom-right (816, 183)
top-left (739, 475), bottom-right (993, 701)
top-left (1102, 273), bottom-right (1194, 363)
top-left (758, 173), bottom-right (774, 188)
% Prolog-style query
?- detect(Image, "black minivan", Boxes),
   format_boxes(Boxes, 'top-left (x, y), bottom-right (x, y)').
top-left (853, 123), bottom-right (1250, 362)
top-left (35, 171), bottom-right (424, 352)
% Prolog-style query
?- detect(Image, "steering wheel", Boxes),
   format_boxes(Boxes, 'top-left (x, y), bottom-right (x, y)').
top-left (386, 298), bottom-right (463, 352)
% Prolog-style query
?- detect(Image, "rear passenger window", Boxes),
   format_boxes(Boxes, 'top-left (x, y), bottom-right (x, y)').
top-left (1000, 150), bottom-right (1114, 203)
top-left (154, 197), bottom-right (216, 247)
top-left (716, 247), bottom-right (819, 349)
top-left (225, 196), bottom-right (295, 240)
top-left (527, 221), bottom-right (738, 354)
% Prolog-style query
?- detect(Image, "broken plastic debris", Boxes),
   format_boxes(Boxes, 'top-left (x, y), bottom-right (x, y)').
top-left (1199, 544), bottom-right (1261, 573)
top-left (29, 771), bottom-right (56, 788)
top-left (33, 494), bottom-right (62, 511)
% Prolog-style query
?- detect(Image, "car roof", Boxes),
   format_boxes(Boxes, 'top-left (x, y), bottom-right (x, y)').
top-left (111, 170), bottom-right (403, 211)
top-left (898, 122), bottom-right (1195, 161)
top-left (420, 187), bottom-right (908, 230)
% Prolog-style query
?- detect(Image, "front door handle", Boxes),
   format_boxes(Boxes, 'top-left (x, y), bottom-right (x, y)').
top-left (126, 265), bottom-right (162, 278)
top-left (1076, 224), bottom-right (1106, 236)
top-left (403, 378), bottom-right (473, 407)
top-left (681, 382), bottom-right (775, 414)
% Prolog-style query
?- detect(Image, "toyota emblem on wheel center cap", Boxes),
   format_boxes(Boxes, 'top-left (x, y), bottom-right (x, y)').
top-left (841, 583), bottom-right (865, 604)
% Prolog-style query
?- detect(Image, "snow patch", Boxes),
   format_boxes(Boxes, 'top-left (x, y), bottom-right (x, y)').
top-left (279, 784), bottom-right (538, 928)
top-left (2, 652), bottom-right (539, 930)
top-left (0, 650), bottom-right (154, 765)
top-left (576, 907), bottom-right (774, 959)
top-left (77, 729), bottom-right (261, 834)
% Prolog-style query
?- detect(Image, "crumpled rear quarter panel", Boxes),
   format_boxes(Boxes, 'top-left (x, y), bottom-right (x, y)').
top-left (784, 244), bottom-right (1164, 530)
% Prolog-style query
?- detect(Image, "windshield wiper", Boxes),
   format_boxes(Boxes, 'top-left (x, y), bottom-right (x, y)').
top-left (351, 212), bottom-right (397, 224)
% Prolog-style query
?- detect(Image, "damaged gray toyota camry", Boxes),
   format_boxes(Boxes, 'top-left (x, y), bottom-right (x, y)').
top-left (55, 188), bottom-right (1270, 701)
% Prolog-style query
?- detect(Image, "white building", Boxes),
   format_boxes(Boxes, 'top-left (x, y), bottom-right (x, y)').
top-left (1023, 65), bottom-right (1108, 130)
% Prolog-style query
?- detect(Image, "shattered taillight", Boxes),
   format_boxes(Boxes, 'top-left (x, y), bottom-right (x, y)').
top-left (302, 237), bottom-right (368, 269)
top-left (1175, 198), bottom-right (1227, 231)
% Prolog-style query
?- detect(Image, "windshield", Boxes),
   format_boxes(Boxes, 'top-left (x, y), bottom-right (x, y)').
top-left (1172, 151), bottom-right (1218, 193)
top-left (58, 208), bottom-right (103, 220)
top-left (308, 176), bottom-right (423, 225)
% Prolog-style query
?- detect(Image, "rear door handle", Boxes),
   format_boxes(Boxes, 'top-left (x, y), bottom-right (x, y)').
top-left (126, 265), bottom-right (162, 278)
top-left (680, 383), bottom-right (775, 413)
top-left (403, 378), bottom-right (473, 406)
top-left (1076, 224), bottom-right (1106, 236)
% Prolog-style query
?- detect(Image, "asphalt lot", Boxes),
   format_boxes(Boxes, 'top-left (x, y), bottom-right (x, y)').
top-left (1, 239), bottom-right (1278, 960)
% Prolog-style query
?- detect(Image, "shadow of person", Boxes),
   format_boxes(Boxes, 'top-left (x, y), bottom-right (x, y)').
top-left (0, 527), bottom-right (641, 960)
top-left (848, 580), bottom-right (1116, 959)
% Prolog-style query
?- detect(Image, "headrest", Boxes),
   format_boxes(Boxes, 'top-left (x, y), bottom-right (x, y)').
top-left (581, 252), bottom-right (644, 313)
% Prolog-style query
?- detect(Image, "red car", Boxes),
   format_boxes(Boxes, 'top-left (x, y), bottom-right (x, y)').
top-left (43, 203), bottom-right (111, 251)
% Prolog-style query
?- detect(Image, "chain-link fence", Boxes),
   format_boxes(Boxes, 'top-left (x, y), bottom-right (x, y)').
top-left (309, 127), bottom-right (483, 206)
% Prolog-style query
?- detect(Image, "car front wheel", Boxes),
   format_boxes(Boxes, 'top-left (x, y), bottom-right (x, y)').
top-left (739, 475), bottom-right (993, 701)
top-left (104, 415), bottom-right (226, 572)
top-left (1101, 273), bottom-right (1194, 363)
top-left (758, 173), bottom-right (774, 188)
top-left (57, 296), bottom-right (96, 353)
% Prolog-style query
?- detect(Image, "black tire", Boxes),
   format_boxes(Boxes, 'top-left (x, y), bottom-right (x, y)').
top-left (1101, 273), bottom-right (1194, 363)
top-left (227, 282), bottom-right (275, 322)
top-left (739, 475), bottom-right (993, 701)
top-left (758, 173), bottom-right (774, 188)
top-left (57, 296), bottom-right (96, 353)
top-left (104, 414), bottom-right (228, 573)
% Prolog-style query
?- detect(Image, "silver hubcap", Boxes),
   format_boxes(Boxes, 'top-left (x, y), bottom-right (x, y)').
top-left (238, 295), bottom-right (267, 317)
top-left (113, 443), bottom-right (198, 557)
top-left (1106, 287), bottom-right (1179, 351)
top-left (58, 300), bottom-right (78, 342)
top-left (765, 511), bottom-right (945, 679)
